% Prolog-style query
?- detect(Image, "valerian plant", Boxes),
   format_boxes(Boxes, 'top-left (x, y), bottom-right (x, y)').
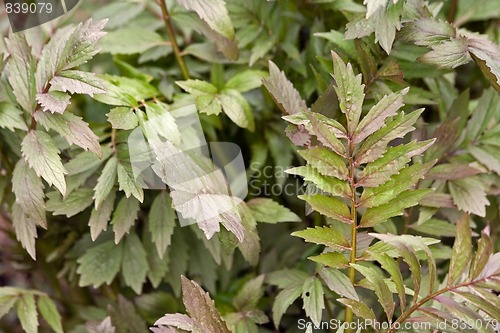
top-left (1, 0), bottom-right (500, 332)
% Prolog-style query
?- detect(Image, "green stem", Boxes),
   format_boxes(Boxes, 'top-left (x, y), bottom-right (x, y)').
top-left (157, 0), bottom-right (190, 80)
top-left (447, 0), bottom-right (458, 23)
top-left (345, 143), bottom-right (358, 332)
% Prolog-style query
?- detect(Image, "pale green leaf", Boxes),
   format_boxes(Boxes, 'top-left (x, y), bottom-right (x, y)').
top-left (448, 214), bottom-right (472, 285)
top-left (0, 102), bottom-right (28, 131)
top-left (292, 226), bottom-right (350, 251)
top-left (117, 162), bottom-right (144, 203)
top-left (50, 70), bottom-right (106, 96)
top-left (299, 194), bottom-right (352, 224)
top-left (246, 198), bottom-right (300, 223)
top-left (318, 267), bottom-right (359, 300)
top-left (111, 196), bottom-right (141, 244)
top-left (309, 252), bottom-right (349, 269)
top-left (122, 233), bottom-right (149, 294)
top-left (38, 296), bottom-right (63, 333)
top-left (46, 189), bottom-right (94, 218)
top-left (107, 107), bottom-right (138, 130)
top-left (148, 192), bottom-right (176, 259)
top-left (77, 240), bottom-right (124, 288)
top-left (301, 277), bottom-right (324, 326)
top-left (100, 28), bottom-right (164, 54)
top-left (449, 177), bottom-right (489, 217)
top-left (89, 192), bottom-right (116, 241)
top-left (17, 294), bottom-right (38, 333)
top-left (298, 147), bottom-right (348, 180)
top-left (177, 0), bottom-right (235, 39)
top-left (336, 298), bottom-right (376, 321)
top-left (93, 157), bottom-right (118, 209)
top-left (22, 130), bottom-right (67, 195)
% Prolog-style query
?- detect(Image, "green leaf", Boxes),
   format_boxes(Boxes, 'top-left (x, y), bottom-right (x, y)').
top-left (470, 227), bottom-right (493, 280)
top-left (34, 111), bottom-right (101, 157)
top-left (17, 294), bottom-right (38, 333)
top-left (246, 198), bottom-right (300, 223)
top-left (107, 107), bottom-right (138, 130)
top-left (400, 19), bottom-right (456, 47)
top-left (177, 80), bottom-right (218, 95)
top-left (220, 90), bottom-right (255, 130)
top-left (89, 192), bottom-right (116, 241)
top-left (298, 147), bottom-right (348, 180)
top-left (301, 277), bottom-right (324, 326)
top-left (21, 130), bottom-right (67, 195)
top-left (360, 189), bottom-right (432, 227)
top-left (359, 161), bottom-right (435, 208)
top-left (292, 226), bottom-right (350, 251)
top-left (356, 109), bottom-right (424, 165)
top-left (357, 140), bottom-right (435, 187)
top-left (111, 196), bottom-right (140, 244)
top-left (369, 252), bottom-right (406, 309)
top-left (419, 37), bottom-right (471, 69)
top-left (306, 111), bottom-right (347, 157)
top-left (117, 162), bottom-right (144, 203)
top-left (263, 61), bottom-right (308, 115)
top-left (0, 102), bottom-right (28, 131)
top-left (93, 157), bottom-right (118, 209)
top-left (122, 233), bottom-right (149, 294)
top-left (449, 177), bottom-right (489, 217)
top-left (46, 189), bottom-right (94, 217)
top-left (143, 230), bottom-right (170, 288)
top-left (225, 70), bottom-right (267, 92)
top-left (234, 275), bottom-right (265, 311)
top-left (286, 166), bottom-right (352, 199)
top-left (351, 263), bottom-right (394, 319)
top-left (100, 28), bottom-right (165, 54)
top-left (0, 295), bottom-right (17, 319)
top-left (318, 267), bottom-right (359, 300)
top-left (38, 296), bottom-right (63, 333)
top-left (467, 35), bottom-right (500, 93)
top-left (309, 252), bottom-right (349, 269)
top-left (77, 240), bottom-right (124, 288)
top-left (331, 51), bottom-right (365, 135)
top-left (148, 192), bottom-right (176, 259)
top-left (299, 194), bottom-right (352, 224)
top-left (410, 218), bottom-right (456, 237)
top-left (177, 0), bottom-right (235, 39)
top-left (336, 298), bottom-right (376, 321)
top-left (12, 159), bottom-right (46, 229)
top-left (353, 87), bottom-right (409, 144)
top-left (12, 203), bottom-right (38, 260)
top-left (448, 214), bottom-right (472, 285)
top-left (272, 285), bottom-right (303, 327)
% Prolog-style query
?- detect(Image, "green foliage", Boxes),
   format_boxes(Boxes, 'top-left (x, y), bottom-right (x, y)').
top-left (1, 0), bottom-right (500, 332)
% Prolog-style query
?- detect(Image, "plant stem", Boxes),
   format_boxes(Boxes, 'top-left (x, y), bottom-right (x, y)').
top-left (447, 0), bottom-right (458, 23)
top-left (157, 0), bottom-right (190, 80)
top-left (345, 143), bottom-right (358, 332)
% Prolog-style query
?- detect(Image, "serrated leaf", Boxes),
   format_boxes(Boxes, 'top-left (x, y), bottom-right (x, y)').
top-left (117, 162), bottom-right (144, 203)
top-left (6, 46), bottom-right (36, 113)
top-left (359, 161), bottom-right (434, 208)
top-left (89, 191), bottom-right (116, 241)
top-left (299, 194), bottom-right (352, 224)
top-left (272, 285), bottom-right (303, 327)
top-left (219, 90), bottom-right (253, 130)
top-left (309, 252), bottom-right (349, 269)
top-left (122, 233), bottom-right (149, 294)
top-left (318, 267), bottom-right (358, 300)
top-left (107, 107), bottom-right (138, 130)
top-left (246, 198), bottom-right (300, 223)
top-left (357, 140), bottom-right (435, 187)
top-left (0, 295), bottom-right (17, 319)
top-left (12, 203), bottom-right (38, 260)
top-left (467, 35), bottom-right (500, 93)
top-left (306, 111), bottom-right (347, 157)
top-left (46, 189), bottom-right (94, 217)
top-left (267, 269), bottom-right (309, 289)
top-left (470, 227), bottom-right (493, 280)
top-left (180, 276), bottom-right (231, 332)
top-left (234, 275), bottom-right (265, 311)
top-left (176, 80), bottom-right (218, 95)
top-left (360, 189), bottom-right (432, 227)
top-left (369, 252), bottom-right (406, 309)
top-left (400, 19), bottom-right (456, 47)
top-left (93, 157), bottom-right (118, 209)
top-left (449, 177), bottom-right (489, 217)
top-left (77, 240), bottom-right (123, 288)
top-left (12, 159), bottom-right (46, 228)
top-left (263, 61), bottom-right (308, 115)
top-left (111, 196), bottom-right (140, 244)
top-left (36, 91), bottom-right (71, 114)
top-left (331, 51), bottom-right (365, 135)
top-left (301, 277), bottom-right (324, 327)
top-left (149, 192), bottom-right (176, 259)
top-left (351, 263), bottom-right (394, 319)
top-left (286, 166), bottom-right (352, 198)
top-left (419, 37), bottom-right (471, 69)
top-left (448, 214), bottom-right (472, 285)
top-left (17, 294), bottom-right (38, 333)
top-left (337, 298), bottom-right (376, 321)
top-left (298, 147), bottom-right (348, 180)
top-left (50, 70), bottom-right (106, 96)
top-left (143, 230), bottom-right (170, 288)
top-left (21, 130), bottom-right (67, 195)
top-left (353, 87), bottom-right (409, 144)
top-left (0, 102), bottom-right (28, 131)
top-left (35, 111), bottom-right (101, 157)
top-left (38, 296), bottom-right (63, 333)
top-left (292, 226), bottom-right (350, 251)
top-left (177, 0), bottom-right (235, 39)
top-left (356, 109), bottom-right (424, 165)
